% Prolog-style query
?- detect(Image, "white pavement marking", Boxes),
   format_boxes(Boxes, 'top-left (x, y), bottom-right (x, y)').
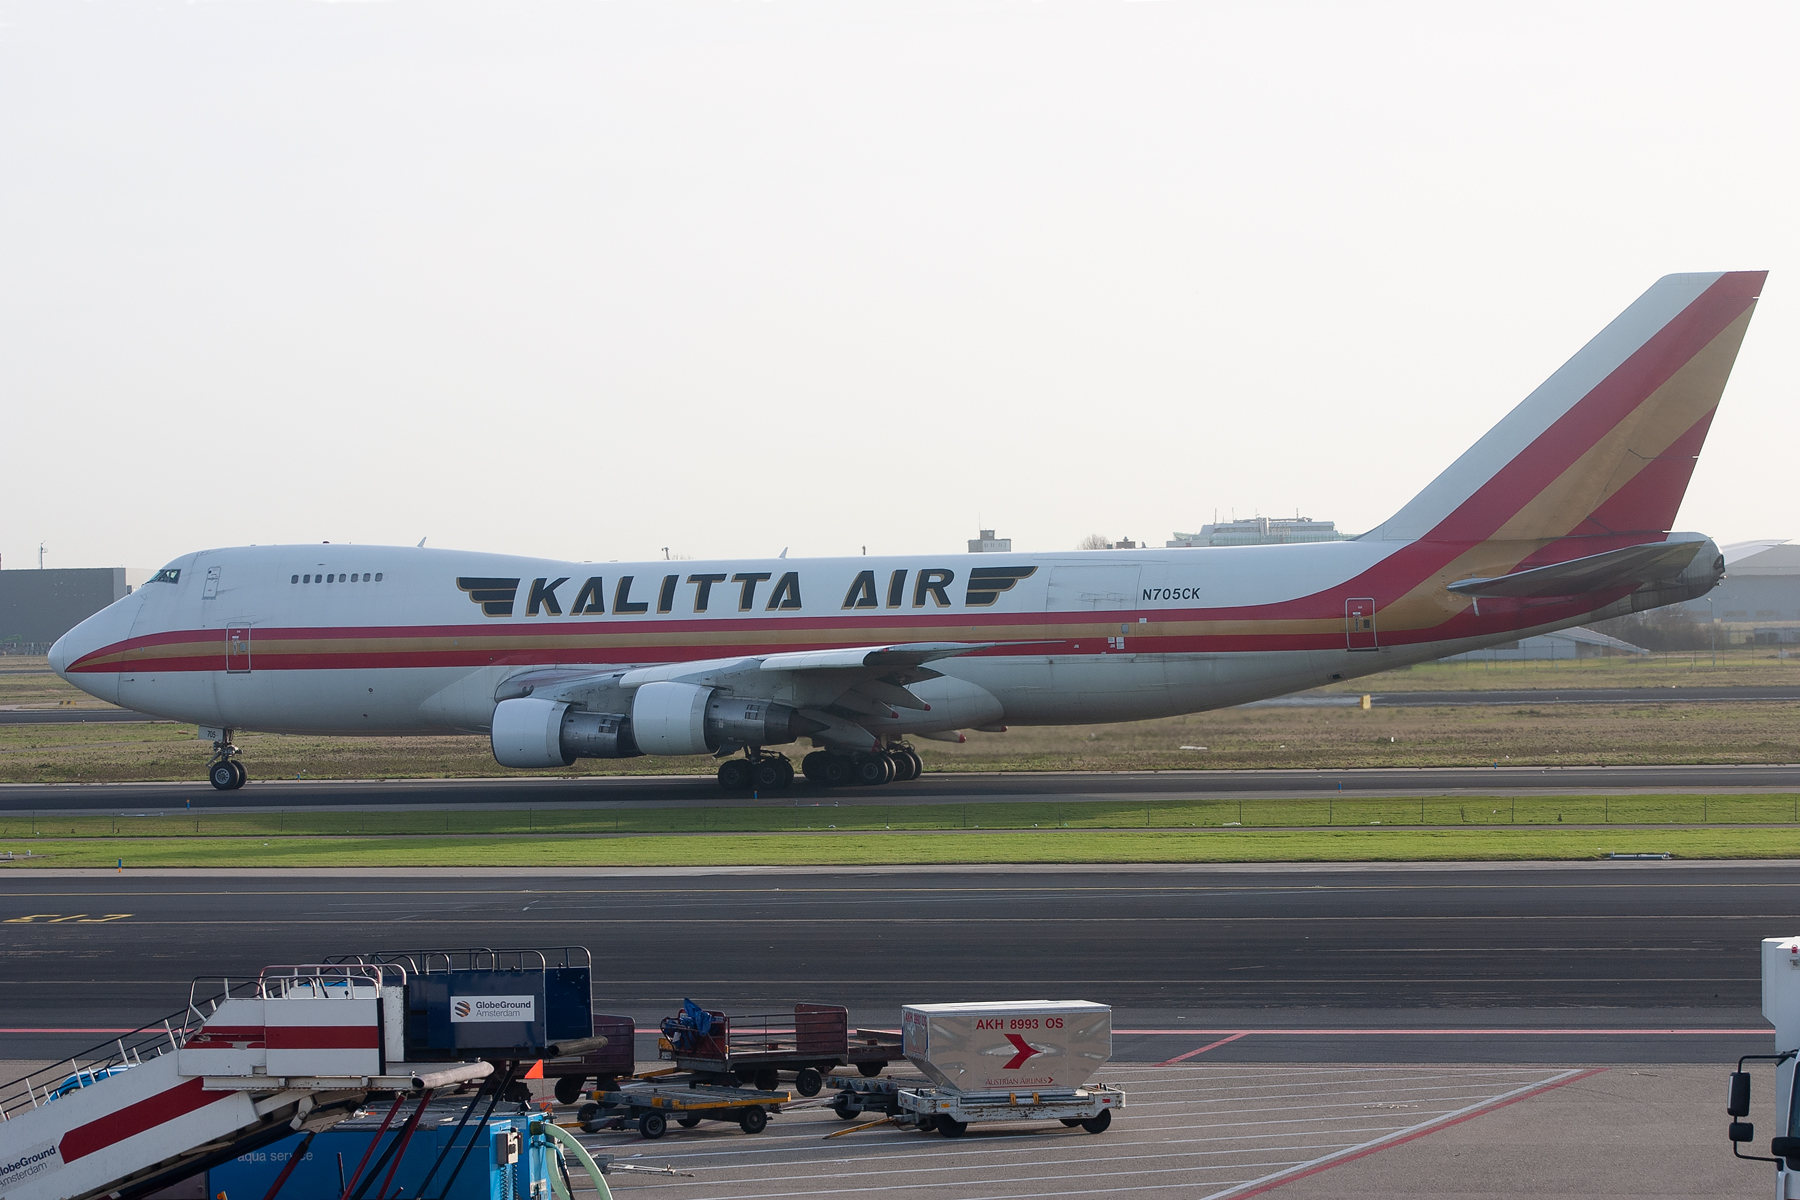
top-left (573, 1063), bottom-right (1577, 1199)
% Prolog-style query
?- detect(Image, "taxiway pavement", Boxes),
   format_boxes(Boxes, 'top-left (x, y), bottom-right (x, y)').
top-left (0, 862), bottom-right (1777, 1066)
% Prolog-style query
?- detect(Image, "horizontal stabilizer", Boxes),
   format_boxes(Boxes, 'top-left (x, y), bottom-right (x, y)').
top-left (1447, 538), bottom-right (1706, 599)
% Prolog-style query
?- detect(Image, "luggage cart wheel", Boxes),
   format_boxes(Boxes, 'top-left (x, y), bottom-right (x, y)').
top-left (1059, 1119), bottom-right (1084, 1127)
top-left (677, 1113), bottom-right (702, 1127)
top-left (753, 1067), bottom-right (781, 1092)
top-left (794, 1067), bottom-right (823, 1096)
top-left (936, 1117), bottom-right (968, 1138)
top-left (1079, 1110), bottom-right (1112, 1134)
top-left (739, 1107), bottom-right (769, 1134)
top-left (639, 1112), bottom-right (667, 1139)
top-left (832, 1094), bottom-right (859, 1120)
top-left (554, 1075), bottom-right (587, 1105)
top-left (915, 1115), bottom-right (937, 1132)
top-left (857, 1061), bottom-right (885, 1078)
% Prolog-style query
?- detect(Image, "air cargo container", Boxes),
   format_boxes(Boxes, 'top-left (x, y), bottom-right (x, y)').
top-left (902, 1000), bottom-right (1111, 1093)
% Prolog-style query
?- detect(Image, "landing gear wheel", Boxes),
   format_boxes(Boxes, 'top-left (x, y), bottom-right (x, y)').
top-left (229, 761), bottom-right (247, 788)
top-left (857, 1061), bottom-right (885, 1078)
top-left (738, 1106), bottom-right (768, 1134)
top-left (888, 751), bottom-right (917, 782)
top-left (794, 1067), bottom-right (823, 1097)
top-left (853, 755), bottom-right (889, 786)
top-left (209, 762), bottom-right (238, 791)
top-left (819, 755), bottom-right (852, 787)
top-left (718, 759), bottom-right (752, 790)
top-left (752, 757), bottom-right (789, 790)
top-left (907, 749), bottom-right (924, 777)
top-left (1080, 1110), bottom-right (1112, 1134)
top-left (936, 1116), bottom-right (968, 1138)
top-left (752, 1067), bottom-right (780, 1092)
top-left (677, 1113), bottom-right (702, 1128)
top-left (554, 1075), bottom-right (587, 1104)
top-left (801, 751), bottom-right (830, 781)
top-left (832, 1094), bottom-right (858, 1120)
top-left (639, 1111), bottom-right (667, 1139)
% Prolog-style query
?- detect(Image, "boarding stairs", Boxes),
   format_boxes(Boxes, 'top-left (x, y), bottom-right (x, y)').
top-left (0, 964), bottom-right (492, 1200)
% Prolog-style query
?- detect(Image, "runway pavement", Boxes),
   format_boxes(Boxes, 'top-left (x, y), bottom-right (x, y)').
top-left (3, 762), bottom-right (1799, 814)
top-left (0, 863), bottom-right (1779, 1066)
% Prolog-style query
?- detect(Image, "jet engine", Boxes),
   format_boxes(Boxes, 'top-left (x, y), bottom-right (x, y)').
top-left (630, 681), bottom-right (821, 756)
top-left (489, 697), bottom-right (640, 768)
top-left (490, 684), bottom-right (821, 768)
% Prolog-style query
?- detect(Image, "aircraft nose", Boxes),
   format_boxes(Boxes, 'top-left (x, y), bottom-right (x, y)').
top-left (49, 608), bottom-right (125, 704)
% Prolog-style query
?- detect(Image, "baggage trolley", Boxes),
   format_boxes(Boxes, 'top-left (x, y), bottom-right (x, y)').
top-left (659, 1001), bottom-right (900, 1096)
top-left (578, 1078), bottom-right (790, 1140)
top-left (828, 1074), bottom-right (1125, 1137)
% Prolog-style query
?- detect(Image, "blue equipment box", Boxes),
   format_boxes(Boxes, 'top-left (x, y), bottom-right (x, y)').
top-left (208, 1110), bottom-right (545, 1200)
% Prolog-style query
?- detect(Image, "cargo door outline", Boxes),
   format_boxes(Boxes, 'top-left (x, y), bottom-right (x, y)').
top-left (1345, 598), bottom-right (1377, 651)
top-left (202, 565), bottom-right (221, 600)
top-left (226, 627), bottom-right (252, 673)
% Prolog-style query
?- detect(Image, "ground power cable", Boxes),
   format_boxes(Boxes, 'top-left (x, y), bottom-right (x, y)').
top-left (429, 1063), bottom-right (518, 1200)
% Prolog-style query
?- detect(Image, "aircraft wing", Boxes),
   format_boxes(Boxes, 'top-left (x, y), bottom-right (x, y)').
top-left (499, 641), bottom-right (1011, 727)
top-left (1447, 539), bottom-right (1706, 600)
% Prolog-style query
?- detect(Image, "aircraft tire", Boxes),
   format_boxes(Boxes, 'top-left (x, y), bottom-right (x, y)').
top-left (718, 759), bottom-right (753, 790)
top-left (801, 751), bottom-right (830, 781)
top-left (852, 756), bottom-right (888, 786)
top-left (229, 761), bottom-right (247, 789)
top-left (906, 749), bottom-right (924, 777)
top-left (209, 762), bottom-right (237, 791)
top-left (776, 756), bottom-right (795, 785)
top-left (819, 755), bottom-right (852, 787)
top-left (751, 757), bottom-right (789, 790)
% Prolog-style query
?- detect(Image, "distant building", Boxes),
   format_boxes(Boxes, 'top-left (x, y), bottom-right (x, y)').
top-left (1676, 540), bottom-right (1800, 645)
top-left (0, 568), bottom-right (146, 653)
top-left (1438, 625), bottom-right (1650, 663)
top-left (968, 529), bottom-right (1012, 553)
top-left (1168, 516), bottom-right (1350, 548)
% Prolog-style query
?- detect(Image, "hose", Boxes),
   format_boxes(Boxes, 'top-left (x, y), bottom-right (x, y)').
top-left (531, 1119), bottom-right (614, 1200)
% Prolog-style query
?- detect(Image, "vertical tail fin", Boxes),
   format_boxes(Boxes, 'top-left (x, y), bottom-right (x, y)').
top-left (1369, 271), bottom-right (1765, 545)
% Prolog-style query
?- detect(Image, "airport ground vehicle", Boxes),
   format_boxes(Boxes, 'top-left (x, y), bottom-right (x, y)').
top-left (657, 1001), bottom-right (902, 1094)
top-left (49, 273), bottom-right (1765, 791)
top-left (831, 1000), bottom-right (1124, 1137)
top-left (577, 1078), bottom-right (790, 1140)
top-left (542, 1012), bottom-right (636, 1103)
top-left (1726, 937), bottom-right (1800, 1195)
top-left (0, 947), bottom-right (597, 1200)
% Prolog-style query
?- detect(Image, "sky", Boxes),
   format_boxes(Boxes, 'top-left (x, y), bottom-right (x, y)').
top-left (2, 1), bottom-right (1795, 571)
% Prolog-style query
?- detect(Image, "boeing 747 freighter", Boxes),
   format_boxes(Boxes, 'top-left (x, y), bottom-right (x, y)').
top-left (51, 271), bottom-right (1764, 791)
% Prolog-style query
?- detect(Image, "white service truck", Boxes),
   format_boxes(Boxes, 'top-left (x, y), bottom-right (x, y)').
top-left (1727, 937), bottom-right (1800, 1195)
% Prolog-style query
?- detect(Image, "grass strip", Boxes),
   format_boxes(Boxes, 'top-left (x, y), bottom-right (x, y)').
top-left (5, 793), bottom-right (1799, 842)
top-left (5, 826), bottom-right (1798, 868)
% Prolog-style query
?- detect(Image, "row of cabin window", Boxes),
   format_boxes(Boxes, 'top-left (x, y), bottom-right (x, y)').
top-left (292, 572), bottom-right (382, 584)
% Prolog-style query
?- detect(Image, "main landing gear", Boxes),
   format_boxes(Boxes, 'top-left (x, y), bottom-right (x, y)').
top-left (207, 731), bottom-right (247, 791)
top-left (716, 751), bottom-right (794, 792)
top-left (800, 745), bottom-right (922, 788)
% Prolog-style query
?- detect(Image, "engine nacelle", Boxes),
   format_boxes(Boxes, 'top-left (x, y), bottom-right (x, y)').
top-left (490, 696), bottom-right (640, 768)
top-left (631, 681), bottom-right (820, 756)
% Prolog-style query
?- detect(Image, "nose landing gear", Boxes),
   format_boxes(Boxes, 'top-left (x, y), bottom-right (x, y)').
top-left (716, 750), bottom-right (794, 792)
top-left (206, 731), bottom-right (247, 791)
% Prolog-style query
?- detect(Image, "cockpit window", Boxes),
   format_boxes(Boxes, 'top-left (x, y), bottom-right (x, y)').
top-left (149, 568), bottom-right (181, 585)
